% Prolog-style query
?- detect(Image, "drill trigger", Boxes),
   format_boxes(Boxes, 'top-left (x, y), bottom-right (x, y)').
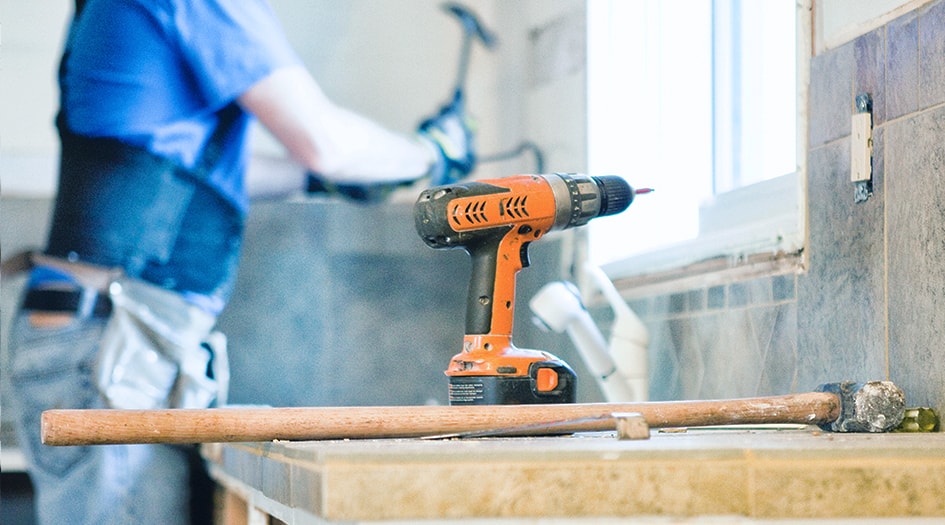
top-left (519, 241), bottom-right (531, 268)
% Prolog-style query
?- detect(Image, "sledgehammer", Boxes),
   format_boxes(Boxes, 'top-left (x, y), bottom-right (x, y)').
top-left (41, 381), bottom-right (905, 446)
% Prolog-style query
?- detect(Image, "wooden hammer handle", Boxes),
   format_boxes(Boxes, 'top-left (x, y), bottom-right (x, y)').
top-left (41, 392), bottom-right (840, 446)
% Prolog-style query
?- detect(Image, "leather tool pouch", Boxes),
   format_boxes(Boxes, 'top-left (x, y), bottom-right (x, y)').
top-left (96, 277), bottom-right (229, 409)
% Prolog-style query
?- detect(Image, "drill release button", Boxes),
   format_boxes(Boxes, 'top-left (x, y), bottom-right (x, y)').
top-left (536, 367), bottom-right (559, 392)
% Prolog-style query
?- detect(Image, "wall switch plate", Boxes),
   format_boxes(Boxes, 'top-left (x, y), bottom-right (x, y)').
top-left (851, 93), bottom-right (873, 203)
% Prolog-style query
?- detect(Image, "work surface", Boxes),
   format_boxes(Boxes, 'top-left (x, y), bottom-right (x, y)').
top-left (204, 428), bottom-right (945, 524)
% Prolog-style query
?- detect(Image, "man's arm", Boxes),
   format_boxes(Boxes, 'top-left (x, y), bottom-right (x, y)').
top-left (238, 65), bottom-right (436, 191)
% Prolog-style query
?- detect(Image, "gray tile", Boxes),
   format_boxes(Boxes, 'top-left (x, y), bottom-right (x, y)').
top-left (649, 294), bottom-right (672, 320)
top-left (707, 285), bottom-right (726, 309)
top-left (886, 11), bottom-right (919, 120)
top-left (669, 292), bottom-right (687, 314)
top-left (728, 282), bottom-right (751, 308)
top-left (219, 201), bottom-right (473, 408)
top-left (871, 124), bottom-right (886, 202)
top-left (772, 274), bottom-right (796, 302)
top-left (687, 289), bottom-right (706, 312)
top-left (697, 309), bottom-right (765, 399)
top-left (854, 26), bottom-right (886, 125)
top-left (290, 464), bottom-right (324, 516)
top-left (647, 320), bottom-right (682, 401)
top-left (919, 0), bottom-right (945, 109)
top-left (797, 140), bottom-right (887, 390)
top-left (261, 456), bottom-right (292, 504)
top-left (627, 298), bottom-right (650, 319)
top-left (885, 103), bottom-right (945, 416)
top-left (755, 304), bottom-right (799, 395)
top-left (220, 202), bottom-right (335, 407)
top-left (728, 277), bottom-right (772, 308)
top-left (671, 317), bottom-right (706, 399)
top-left (809, 42), bottom-right (854, 147)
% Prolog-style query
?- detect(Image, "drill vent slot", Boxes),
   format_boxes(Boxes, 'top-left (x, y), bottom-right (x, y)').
top-left (451, 200), bottom-right (489, 225)
top-left (500, 196), bottom-right (530, 219)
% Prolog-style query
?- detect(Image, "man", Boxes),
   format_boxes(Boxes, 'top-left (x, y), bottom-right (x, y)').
top-left (7, 1), bottom-right (474, 523)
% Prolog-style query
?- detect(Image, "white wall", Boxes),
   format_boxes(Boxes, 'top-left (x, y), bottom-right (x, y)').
top-left (815, 0), bottom-right (933, 52)
top-left (0, 0), bottom-right (507, 196)
top-left (260, 0), bottom-right (504, 177)
top-left (521, 0), bottom-right (587, 173)
top-left (0, 0), bottom-right (71, 196)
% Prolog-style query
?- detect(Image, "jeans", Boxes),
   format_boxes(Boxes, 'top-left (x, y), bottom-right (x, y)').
top-left (8, 305), bottom-right (192, 525)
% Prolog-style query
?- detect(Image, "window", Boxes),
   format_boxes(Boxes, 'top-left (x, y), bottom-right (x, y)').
top-left (586, 0), bottom-right (804, 279)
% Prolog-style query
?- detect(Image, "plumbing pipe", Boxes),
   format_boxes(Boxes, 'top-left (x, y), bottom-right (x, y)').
top-left (530, 281), bottom-right (634, 401)
top-left (583, 265), bottom-right (649, 402)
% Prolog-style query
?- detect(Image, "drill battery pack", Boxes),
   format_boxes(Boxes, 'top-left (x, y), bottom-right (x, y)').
top-left (447, 360), bottom-right (576, 405)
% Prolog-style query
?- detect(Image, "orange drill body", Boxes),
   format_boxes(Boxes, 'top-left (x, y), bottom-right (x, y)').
top-left (445, 175), bottom-right (557, 337)
top-left (415, 173), bottom-right (635, 405)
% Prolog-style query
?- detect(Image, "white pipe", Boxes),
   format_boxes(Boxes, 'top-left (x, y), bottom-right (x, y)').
top-left (529, 281), bottom-right (637, 402)
top-left (584, 265), bottom-right (649, 402)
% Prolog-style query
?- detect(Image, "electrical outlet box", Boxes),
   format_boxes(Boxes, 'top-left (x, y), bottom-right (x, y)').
top-left (851, 111), bottom-right (872, 182)
top-left (851, 93), bottom-right (873, 203)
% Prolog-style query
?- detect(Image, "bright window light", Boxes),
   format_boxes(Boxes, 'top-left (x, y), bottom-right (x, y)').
top-left (587, 0), bottom-right (796, 268)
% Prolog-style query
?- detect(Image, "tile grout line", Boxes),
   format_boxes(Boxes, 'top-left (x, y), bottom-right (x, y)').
top-left (883, 116), bottom-right (891, 381)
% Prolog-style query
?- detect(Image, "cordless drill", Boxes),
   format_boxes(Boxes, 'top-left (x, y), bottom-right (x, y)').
top-left (415, 173), bottom-right (638, 405)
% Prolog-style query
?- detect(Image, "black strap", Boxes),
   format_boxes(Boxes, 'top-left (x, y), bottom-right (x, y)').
top-left (194, 103), bottom-right (242, 176)
top-left (22, 288), bottom-right (113, 318)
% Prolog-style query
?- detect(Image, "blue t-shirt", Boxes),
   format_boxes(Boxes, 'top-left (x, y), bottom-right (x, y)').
top-left (61, 0), bottom-right (301, 214)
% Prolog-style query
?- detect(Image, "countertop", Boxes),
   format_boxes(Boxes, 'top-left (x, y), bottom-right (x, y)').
top-left (204, 427), bottom-right (945, 524)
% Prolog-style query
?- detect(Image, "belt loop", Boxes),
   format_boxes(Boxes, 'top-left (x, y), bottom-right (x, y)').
top-left (77, 286), bottom-right (100, 319)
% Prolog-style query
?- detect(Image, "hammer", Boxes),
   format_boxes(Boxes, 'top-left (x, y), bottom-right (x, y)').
top-left (41, 381), bottom-right (905, 446)
top-left (442, 2), bottom-right (497, 104)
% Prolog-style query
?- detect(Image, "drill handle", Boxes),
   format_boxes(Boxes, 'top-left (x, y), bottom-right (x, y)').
top-left (466, 241), bottom-right (500, 335)
top-left (465, 233), bottom-right (521, 336)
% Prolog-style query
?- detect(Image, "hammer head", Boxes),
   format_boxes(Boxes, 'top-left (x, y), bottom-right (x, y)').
top-left (816, 381), bottom-right (905, 432)
top-left (443, 2), bottom-right (498, 48)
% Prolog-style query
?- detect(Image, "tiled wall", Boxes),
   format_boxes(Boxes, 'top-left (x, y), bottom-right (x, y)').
top-left (617, 0), bottom-right (945, 416)
top-left (213, 200), bottom-right (576, 407)
top-left (618, 275), bottom-right (799, 402)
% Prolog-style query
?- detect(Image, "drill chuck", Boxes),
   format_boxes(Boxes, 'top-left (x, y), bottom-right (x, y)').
top-left (596, 175), bottom-right (634, 216)
top-left (545, 174), bottom-right (633, 230)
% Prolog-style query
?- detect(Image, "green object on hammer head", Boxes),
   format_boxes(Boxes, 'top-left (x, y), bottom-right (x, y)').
top-left (895, 407), bottom-right (939, 432)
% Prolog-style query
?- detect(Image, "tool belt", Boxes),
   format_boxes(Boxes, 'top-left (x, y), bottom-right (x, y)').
top-left (46, 109), bottom-right (245, 299)
top-left (20, 265), bottom-right (229, 410)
